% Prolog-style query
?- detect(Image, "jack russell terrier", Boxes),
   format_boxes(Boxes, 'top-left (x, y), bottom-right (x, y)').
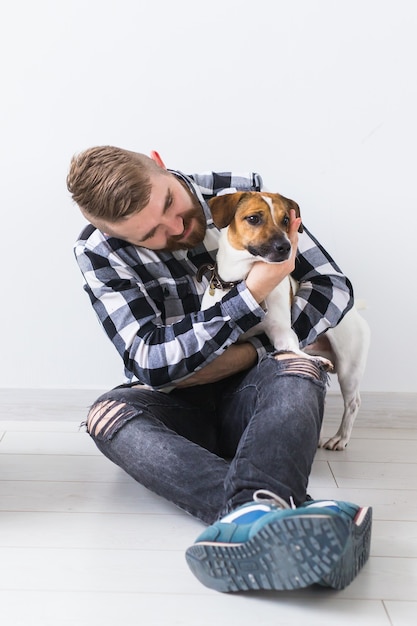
top-left (198, 191), bottom-right (370, 450)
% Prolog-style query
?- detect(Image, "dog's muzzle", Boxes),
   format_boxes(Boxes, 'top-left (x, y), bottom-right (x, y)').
top-left (248, 237), bottom-right (291, 263)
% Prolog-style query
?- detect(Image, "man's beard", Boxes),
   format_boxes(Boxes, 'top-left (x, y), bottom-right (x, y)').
top-left (164, 192), bottom-right (207, 252)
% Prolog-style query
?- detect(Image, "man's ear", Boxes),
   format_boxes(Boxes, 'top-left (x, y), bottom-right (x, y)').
top-left (150, 150), bottom-right (167, 169)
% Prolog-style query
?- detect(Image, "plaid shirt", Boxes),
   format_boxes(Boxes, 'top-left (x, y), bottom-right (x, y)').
top-left (74, 170), bottom-right (353, 389)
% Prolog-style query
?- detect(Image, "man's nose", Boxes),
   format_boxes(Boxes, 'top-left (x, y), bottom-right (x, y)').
top-left (163, 214), bottom-right (184, 236)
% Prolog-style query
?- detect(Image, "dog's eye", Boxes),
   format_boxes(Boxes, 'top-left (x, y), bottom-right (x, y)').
top-left (282, 216), bottom-right (290, 227)
top-left (245, 214), bottom-right (262, 226)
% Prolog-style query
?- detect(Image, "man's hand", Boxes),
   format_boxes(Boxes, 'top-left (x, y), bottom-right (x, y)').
top-left (245, 209), bottom-right (301, 304)
top-left (175, 343), bottom-right (258, 388)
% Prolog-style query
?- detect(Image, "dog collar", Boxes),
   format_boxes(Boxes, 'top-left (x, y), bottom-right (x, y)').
top-left (196, 263), bottom-right (241, 296)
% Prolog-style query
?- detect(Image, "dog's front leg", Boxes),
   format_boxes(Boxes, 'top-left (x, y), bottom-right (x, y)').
top-left (263, 282), bottom-right (333, 368)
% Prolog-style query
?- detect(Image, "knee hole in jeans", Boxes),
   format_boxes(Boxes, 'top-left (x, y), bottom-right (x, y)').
top-left (87, 399), bottom-right (131, 437)
top-left (273, 356), bottom-right (324, 381)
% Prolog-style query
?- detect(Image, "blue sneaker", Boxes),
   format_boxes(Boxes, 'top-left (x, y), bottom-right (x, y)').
top-left (185, 490), bottom-right (372, 592)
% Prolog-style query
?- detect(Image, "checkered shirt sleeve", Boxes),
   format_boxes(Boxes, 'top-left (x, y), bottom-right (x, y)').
top-left (74, 170), bottom-right (353, 388)
top-left (292, 226), bottom-right (353, 348)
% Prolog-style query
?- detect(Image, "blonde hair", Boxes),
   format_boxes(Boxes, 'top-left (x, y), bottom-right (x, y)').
top-left (67, 145), bottom-right (169, 221)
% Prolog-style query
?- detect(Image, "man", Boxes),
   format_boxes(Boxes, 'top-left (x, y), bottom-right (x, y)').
top-left (67, 146), bottom-right (372, 592)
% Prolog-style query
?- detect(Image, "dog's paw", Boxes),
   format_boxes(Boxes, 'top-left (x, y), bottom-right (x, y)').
top-left (312, 356), bottom-right (334, 372)
top-left (319, 435), bottom-right (349, 451)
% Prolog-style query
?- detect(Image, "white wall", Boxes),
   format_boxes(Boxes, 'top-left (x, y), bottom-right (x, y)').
top-left (1, 0), bottom-right (416, 392)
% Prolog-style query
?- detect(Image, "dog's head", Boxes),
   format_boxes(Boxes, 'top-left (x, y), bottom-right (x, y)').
top-left (208, 191), bottom-right (303, 263)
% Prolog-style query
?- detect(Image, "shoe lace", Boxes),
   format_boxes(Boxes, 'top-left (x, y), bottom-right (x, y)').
top-left (253, 489), bottom-right (297, 510)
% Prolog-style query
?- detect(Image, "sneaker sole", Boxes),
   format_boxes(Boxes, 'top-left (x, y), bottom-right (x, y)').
top-left (318, 506), bottom-right (372, 590)
top-left (185, 508), bottom-right (372, 593)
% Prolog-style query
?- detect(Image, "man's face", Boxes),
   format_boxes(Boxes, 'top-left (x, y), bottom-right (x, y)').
top-left (95, 172), bottom-right (207, 251)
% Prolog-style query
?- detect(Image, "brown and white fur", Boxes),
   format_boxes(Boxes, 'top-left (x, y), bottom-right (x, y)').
top-left (201, 191), bottom-right (370, 450)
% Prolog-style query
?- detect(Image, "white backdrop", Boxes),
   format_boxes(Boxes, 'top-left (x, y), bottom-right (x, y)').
top-left (1, 0), bottom-right (416, 392)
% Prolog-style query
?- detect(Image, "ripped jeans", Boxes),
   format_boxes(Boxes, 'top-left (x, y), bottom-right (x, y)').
top-left (86, 354), bottom-right (328, 524)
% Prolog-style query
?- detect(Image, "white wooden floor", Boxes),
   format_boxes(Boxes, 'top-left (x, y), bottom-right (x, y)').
top-left (1, 389), bottom-right (417, 626)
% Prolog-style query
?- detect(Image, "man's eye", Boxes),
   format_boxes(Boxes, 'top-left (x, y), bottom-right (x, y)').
top-left (245, 214), bottom-right (262, 225)
top-left (140, 227), bottom-right (158, 242)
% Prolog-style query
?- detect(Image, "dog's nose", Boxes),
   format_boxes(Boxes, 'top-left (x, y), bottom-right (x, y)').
top-left (274, 241), bottom-right (291, 257)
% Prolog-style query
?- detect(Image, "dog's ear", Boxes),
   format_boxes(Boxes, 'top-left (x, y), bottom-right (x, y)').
top-left (286, 198), bottom-right (303, 233)
top-left (208, 192), bottom-right (247, 229)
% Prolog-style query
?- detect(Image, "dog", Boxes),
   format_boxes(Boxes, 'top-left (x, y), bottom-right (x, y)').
top-left (199, 191), bottom-right (370, 451)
